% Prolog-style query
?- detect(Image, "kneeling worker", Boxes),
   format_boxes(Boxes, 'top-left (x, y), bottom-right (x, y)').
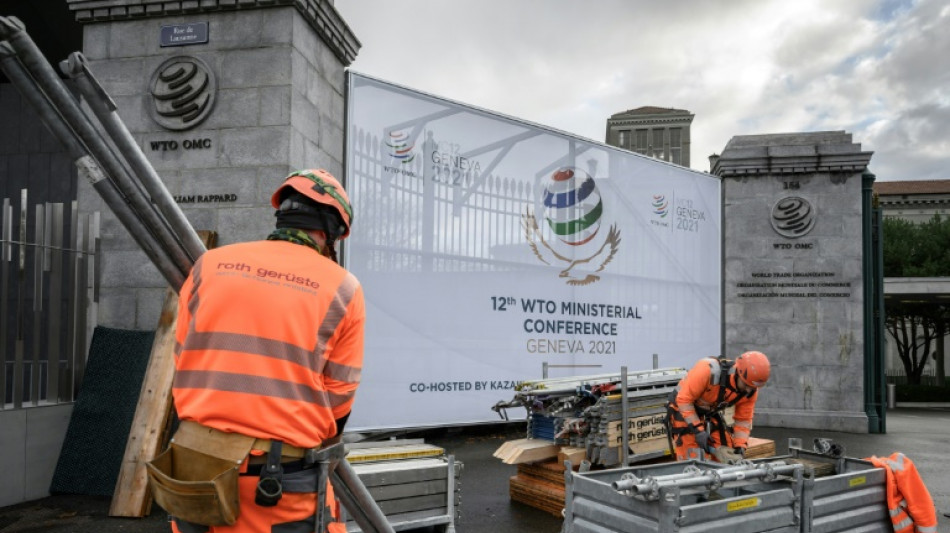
top-left (665, 351), bottom-right (770, 463)
top-left (149, 169), bottom-right (365, 533)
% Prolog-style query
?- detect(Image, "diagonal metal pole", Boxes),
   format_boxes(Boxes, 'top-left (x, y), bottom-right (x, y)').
top-left (0, 42), bottom-right (185, 289)
top-left (0, 16), bottom-right (192, 286)
top-left (61, 52), bottom-right (206, 264)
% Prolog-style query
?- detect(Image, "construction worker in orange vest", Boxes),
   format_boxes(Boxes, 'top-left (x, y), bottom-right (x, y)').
top-left (665, 351), bottom-right (770, 463)
top-left (159, 169), bottom-right (364, 533)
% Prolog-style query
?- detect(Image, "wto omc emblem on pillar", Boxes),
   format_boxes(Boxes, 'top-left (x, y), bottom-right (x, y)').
top-left (522, 167), bottom-right (621, 286)
top-left (148, 56), bottom-right (216, 131)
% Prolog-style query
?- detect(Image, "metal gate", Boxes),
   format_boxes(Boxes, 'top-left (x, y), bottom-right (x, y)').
top-left (1, 189), bottom-right (99, 409)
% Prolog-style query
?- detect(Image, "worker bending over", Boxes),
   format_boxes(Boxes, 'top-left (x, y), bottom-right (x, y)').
top-left (148, 169), bottom-right (365, 533)
top-left (665, 351), bottom-right (770, 464)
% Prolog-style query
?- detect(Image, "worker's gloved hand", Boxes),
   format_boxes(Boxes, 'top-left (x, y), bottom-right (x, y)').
top-left (713, 447), bottom-right (743, 464)
top-left (694, 430), bottom-right (710, 452)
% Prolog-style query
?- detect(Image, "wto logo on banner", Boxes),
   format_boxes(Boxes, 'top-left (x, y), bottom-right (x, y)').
top-left (385, 130), bottom-right (416, 163)
top-left (650, 194), bottom-right (670, 228)
top-left (652, 195), bottom-right (669, 217)
top-left (523, 167), bottom-right (621, 286)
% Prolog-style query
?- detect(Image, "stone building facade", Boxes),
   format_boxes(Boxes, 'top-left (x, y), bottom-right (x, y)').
top-left (67, 0), bottom-right (359, 330)
top-left (605, 106), bottom-right (693, 167)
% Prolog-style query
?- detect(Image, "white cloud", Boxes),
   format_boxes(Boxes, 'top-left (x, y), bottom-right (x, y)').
top-left (337, 0), bottom-right (947, 180)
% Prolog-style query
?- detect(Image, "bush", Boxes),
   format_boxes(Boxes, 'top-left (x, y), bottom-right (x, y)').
top-left (895, 384), bottom-right (950, 402)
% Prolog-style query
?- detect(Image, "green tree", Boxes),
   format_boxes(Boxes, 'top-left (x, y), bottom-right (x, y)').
top-left (883, 215), bottom-right (950, 385)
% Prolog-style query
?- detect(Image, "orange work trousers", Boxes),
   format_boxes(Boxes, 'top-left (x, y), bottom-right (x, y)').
top-left (669, 414), bottom-right (735, 462)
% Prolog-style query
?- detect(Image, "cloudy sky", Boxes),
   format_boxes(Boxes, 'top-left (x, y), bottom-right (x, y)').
top-left (335, 0), bottom-right (949, 182)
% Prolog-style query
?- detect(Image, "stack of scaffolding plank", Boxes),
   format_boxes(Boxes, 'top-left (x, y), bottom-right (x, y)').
top-left (509, 459), bottom-right (569, 518)
top-left (341, 440), bottom-right (462, 532)
top-left (493, 368), bottom-right (686, 468)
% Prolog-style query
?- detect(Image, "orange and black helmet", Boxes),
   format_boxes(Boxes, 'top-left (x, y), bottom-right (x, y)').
top-left (271, 169), bottom-right (353, 240)
top-left (735, 351), bottom-right (770, 388)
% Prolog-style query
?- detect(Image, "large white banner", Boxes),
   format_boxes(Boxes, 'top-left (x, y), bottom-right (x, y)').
top-left (344, 73), bottom-right (721, 430)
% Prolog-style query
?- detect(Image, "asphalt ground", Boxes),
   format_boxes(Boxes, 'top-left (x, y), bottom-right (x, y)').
top-left (0, 407), bottom-right (947, 533)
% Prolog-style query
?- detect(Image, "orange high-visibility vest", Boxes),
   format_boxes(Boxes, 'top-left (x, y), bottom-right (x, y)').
top-left (866, 452), bottom-right (938, 533)
top-left (173, 239), bottom-right (365, 450)
top-left (670, 357), bottom-right (757, 447)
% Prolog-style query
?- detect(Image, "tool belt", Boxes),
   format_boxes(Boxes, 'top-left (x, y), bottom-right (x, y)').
top-left (145, 421), bottom-right (314, 526)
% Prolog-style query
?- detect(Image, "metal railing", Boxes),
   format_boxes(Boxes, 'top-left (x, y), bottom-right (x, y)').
top-left (885, 367), bottom-right (943, 386)
top-left (1, 189), bottom-right (99, 409)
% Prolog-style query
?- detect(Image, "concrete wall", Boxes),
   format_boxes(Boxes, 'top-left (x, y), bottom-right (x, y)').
top-left (72, 2), bottom-right (358, 330)
top-left (0, 405), bottom-right (72, 507)
top-left (714, 131), bottom-right (874, 432)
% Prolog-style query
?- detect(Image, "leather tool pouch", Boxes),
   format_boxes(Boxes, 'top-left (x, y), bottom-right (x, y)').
top-left (146, 421), bottom-right (256, 526)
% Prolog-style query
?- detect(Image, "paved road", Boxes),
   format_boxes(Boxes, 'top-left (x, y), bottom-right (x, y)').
top-left (0, 408), bottom-right (946, 532)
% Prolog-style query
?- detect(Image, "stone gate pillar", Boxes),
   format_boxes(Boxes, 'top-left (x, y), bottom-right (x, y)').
top-left (712, 131), bottom-right (873, 432)
top-left (66, 0), bottom-right (359, 329)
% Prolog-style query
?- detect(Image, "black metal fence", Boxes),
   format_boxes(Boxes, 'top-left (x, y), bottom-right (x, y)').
top-left (1, 189), bottom-right (99, 408)
top-left (885, 367), bottom-right (944, 386)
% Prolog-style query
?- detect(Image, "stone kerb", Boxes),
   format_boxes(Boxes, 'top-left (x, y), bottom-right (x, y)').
top-left (715, 131), bottom-right (873, 432)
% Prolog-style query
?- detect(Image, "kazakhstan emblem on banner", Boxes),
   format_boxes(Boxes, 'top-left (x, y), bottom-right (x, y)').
top-left (523, 167), bottom-right (621, 286)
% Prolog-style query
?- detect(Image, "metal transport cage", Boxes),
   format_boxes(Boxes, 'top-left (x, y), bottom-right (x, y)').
top-left (564, 459), bottom-right (804, 533)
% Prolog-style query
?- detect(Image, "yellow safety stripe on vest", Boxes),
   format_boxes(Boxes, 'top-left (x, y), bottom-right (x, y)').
top-left (314, 272), bottom-right (359, 373)
top-left (174, 370), bottom-right (355, 408)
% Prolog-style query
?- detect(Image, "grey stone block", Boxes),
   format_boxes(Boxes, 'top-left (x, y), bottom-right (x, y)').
top-left (203, 88), bottom-right (261, 129)
top-left (81, 23), bottom-right (110, 60)
top-left (217, 47), bottom-right (291, 89)
top-left (219, 127), bottom-right (289, 167)
top-left (100, 249), bottom-right (165, 288)
top-left (97, 287), bottom-right (137, 329)
top-left (135, 287), bottom-right (168, 329)
top-left (86, 57), bottom-right (146, 97)
top-left (107, 20), bottom-right (153, 58)
top-left (181, 206), bottom-right (216, 232)
top-left (291, 91), bottom-right (321, 143)
top-left (305, 144), bottom-right (341, 178)
top-left (260, 85), bottom-right (292, 126)
top-left (261, 7), bottom-right (295, 45)
top-left (207, 10), bottom-right (265, 50)
top-left (215, 205), bottom-right (271, 245)
top-left (111, 95), bottom-right (151, 134)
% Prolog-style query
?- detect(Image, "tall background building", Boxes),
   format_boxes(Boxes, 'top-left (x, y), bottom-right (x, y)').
top-left (605, 106), bottom-right (694, 167)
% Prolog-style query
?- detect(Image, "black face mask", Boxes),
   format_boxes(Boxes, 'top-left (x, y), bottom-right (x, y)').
top-left (275, 195), bottom-right (346, 241)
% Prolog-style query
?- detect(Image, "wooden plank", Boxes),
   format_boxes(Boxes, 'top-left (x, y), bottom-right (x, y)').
top-left (502, 439), bottom-right (560, 465)
top-left (494, 438), bottom-right (531, 459)
top-left (347, 443), bottom-right (444, 463)
top-left (558, 446), bottom-right (586, 467)
top-left (107, 286), bottom-right (179, 517)
top-left (109, 231), bottom-right (215, 518)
